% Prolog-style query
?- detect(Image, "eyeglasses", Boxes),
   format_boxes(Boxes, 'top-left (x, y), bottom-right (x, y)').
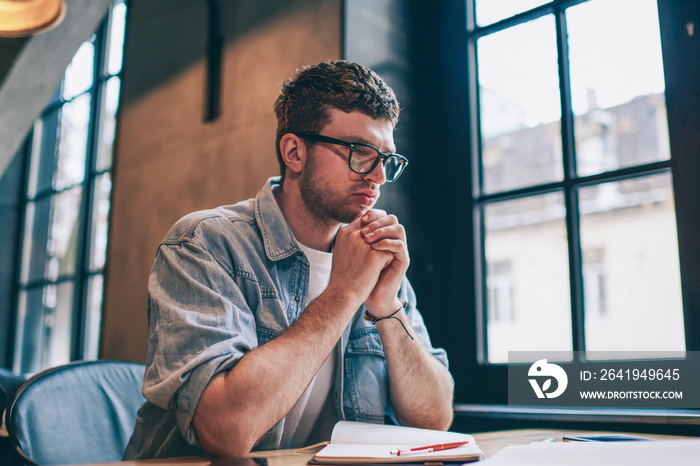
top-left (294, 132), bottom-right (409, 182)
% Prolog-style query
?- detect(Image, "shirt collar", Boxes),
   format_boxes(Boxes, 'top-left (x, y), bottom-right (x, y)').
top-left (254, 176), bottom-right (301, 262)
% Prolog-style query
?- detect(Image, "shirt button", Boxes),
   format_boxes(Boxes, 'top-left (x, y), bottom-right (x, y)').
top-left (294, 296), bottom-right (299, 302)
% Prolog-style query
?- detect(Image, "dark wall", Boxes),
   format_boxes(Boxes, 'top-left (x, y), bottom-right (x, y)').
top-left (402, 1), bottom-right (476, 398)
top-left (659, 0), bottom-right (700, 351)
top-left (344, 1), bottom-right (475, 375)
top-left (0, 38), bottom-right (27, 88)
top-left (0, 144), bottom-right (25, 367)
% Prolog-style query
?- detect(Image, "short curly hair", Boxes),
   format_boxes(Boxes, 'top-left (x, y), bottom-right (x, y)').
top-left (273, 60), bottom-right (400, 182)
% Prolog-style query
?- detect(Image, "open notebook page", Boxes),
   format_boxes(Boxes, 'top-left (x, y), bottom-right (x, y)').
top-left (330, 421), bottom-right (472, 446)
top-left (314, 443), bottom-right (480, 461)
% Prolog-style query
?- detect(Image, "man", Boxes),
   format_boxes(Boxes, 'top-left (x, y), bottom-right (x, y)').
top-left (123, 60), bottom-right (454, 460)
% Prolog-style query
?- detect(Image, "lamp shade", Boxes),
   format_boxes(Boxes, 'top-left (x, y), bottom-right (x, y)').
top-left (0, 0), bottom-right (66, 37)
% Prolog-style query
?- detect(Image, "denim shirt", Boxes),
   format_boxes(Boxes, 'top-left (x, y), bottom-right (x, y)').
top-left (123, 177), bottom-right (451, 460)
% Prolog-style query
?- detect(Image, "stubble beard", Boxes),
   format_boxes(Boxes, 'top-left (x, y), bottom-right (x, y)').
top-left (299, 154), bottom-right (369, 225)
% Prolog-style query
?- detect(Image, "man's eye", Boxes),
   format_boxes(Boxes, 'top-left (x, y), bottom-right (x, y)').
top-left (353, 146), bottom-right (376, 158)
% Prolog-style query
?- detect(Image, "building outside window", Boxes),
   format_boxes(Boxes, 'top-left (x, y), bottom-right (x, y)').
top-left (582, 247), bottom-right (606, 318)
top-left (487, 260), bottom-right (515, 325)
top-left (12, 0), bottom-right (126, 374)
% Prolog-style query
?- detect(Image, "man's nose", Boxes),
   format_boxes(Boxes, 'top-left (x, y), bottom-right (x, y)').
top-left (363, 157), bottom-right (387, 185)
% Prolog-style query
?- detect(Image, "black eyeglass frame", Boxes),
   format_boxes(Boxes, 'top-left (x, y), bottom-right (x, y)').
top-left (294, 132), bottom-right (409, 182)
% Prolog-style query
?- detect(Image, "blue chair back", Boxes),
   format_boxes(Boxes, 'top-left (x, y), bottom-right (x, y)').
top-left (5, 360), bottom-right (145, 465)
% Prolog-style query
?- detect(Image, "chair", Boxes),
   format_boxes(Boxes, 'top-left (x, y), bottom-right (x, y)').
top-left (5, 360), bottom-right (145, 465)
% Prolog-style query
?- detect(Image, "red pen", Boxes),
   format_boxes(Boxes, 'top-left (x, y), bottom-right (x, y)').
top-left (389, 441), bottom-right (469, 456)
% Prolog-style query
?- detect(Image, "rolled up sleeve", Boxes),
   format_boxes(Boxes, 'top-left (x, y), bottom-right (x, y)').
top-left (143, 237), bottom-right (258, 446)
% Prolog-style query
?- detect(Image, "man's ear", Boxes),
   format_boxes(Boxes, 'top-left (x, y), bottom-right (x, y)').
top-left (279, 133), bottom-right (306, 175)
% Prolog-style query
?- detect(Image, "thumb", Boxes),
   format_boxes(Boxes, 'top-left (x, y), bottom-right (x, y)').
top-left (346, 213), bottom-right (365, 231)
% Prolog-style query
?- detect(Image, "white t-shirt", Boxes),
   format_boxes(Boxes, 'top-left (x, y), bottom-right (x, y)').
top-left (280, 243), bottom-right (335, 448)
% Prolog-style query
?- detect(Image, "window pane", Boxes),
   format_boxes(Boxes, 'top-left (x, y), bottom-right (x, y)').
top-left (27, 110), bottom-right (61, 198)
top-left (21, 187), bottom-right (83, 283)
top-left (580, 174), bottom-right (684, 356)
top-left (89, 173), bottom-right (112, 271)
top-left (478, 16), bottom-right (563, 194)
top-left (567, 0), bottom-right (669, 176)
top-left (106, 0), bottom-right (127, 76)
top-left (20, 200), bottom-right (48, 283)
top-left (84, 274), bottom-right (105, 360)
top-left (484, 192), bottom-right (573, 363)
top-left (15, 282), bottom-right (74, 374)
top-left (95, 77), bottom-right (121, 171)
top-left (475, 0), bottom-right (550, 27)
top-left (55, 94), bottom-right (92, 190)
top-left (62, 41), bottom-right (95, 100)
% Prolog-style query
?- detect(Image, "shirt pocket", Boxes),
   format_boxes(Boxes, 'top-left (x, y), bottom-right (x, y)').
top-left (256, 326), bottom-right (281, 346)
top-left (344, 328), bottom-right (388, 422)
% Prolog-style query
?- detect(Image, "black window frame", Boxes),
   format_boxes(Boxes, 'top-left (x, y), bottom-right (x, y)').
top-left (8, 0), bottom-right (126, 374)
top-left (471, 0), bottom-right (681, 363)
top-left (454, 0), bottom-right (700, 408)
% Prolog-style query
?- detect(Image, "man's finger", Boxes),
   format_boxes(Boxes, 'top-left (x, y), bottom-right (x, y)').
top-left (362, 214), bottom-right (398, 235)
top-left (345, 212), bottom-right (366, 231)
top-left (370, 238), bottom-right (409, 259)
top-left (361, 209), bottom-right (387, 228)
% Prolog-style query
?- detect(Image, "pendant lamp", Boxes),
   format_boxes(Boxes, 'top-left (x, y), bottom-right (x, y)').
top-left (0, 0), bottom-right (66, 37)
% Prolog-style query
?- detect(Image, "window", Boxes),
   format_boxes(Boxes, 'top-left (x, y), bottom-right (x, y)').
top-left (12, 0), bottom-right (126, 374)
top-left (469, 0), bottom-right (684, 365)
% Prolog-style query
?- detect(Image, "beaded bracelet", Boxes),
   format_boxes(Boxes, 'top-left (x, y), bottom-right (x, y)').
top-left (364, 299), bottom-right (414, 340)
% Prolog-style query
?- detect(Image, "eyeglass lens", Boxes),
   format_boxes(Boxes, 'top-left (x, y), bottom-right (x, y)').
top-left (350, 146), bottom-right (404, 181)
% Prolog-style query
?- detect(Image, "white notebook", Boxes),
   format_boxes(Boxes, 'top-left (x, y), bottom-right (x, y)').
top-left (309, 421), bottom-right (483, 464)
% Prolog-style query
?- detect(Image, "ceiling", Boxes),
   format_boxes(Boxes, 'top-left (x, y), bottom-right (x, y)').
top-left (0, 0), bottom-right (111, 178)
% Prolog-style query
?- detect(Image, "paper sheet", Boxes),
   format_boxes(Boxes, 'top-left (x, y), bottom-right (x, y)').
top-left (481, 438), bottom-right (700, 466)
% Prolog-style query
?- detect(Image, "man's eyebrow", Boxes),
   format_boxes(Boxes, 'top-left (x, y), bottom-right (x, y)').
top-left (338, 134), bottom-right (374, 146)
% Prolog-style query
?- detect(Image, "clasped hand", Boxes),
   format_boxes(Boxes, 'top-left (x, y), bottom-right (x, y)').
top-left (330, 209), bottom-right (409, 317)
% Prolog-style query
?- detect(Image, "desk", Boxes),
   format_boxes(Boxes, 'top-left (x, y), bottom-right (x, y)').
top-left (66, 429), bottom-right (689, 466)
